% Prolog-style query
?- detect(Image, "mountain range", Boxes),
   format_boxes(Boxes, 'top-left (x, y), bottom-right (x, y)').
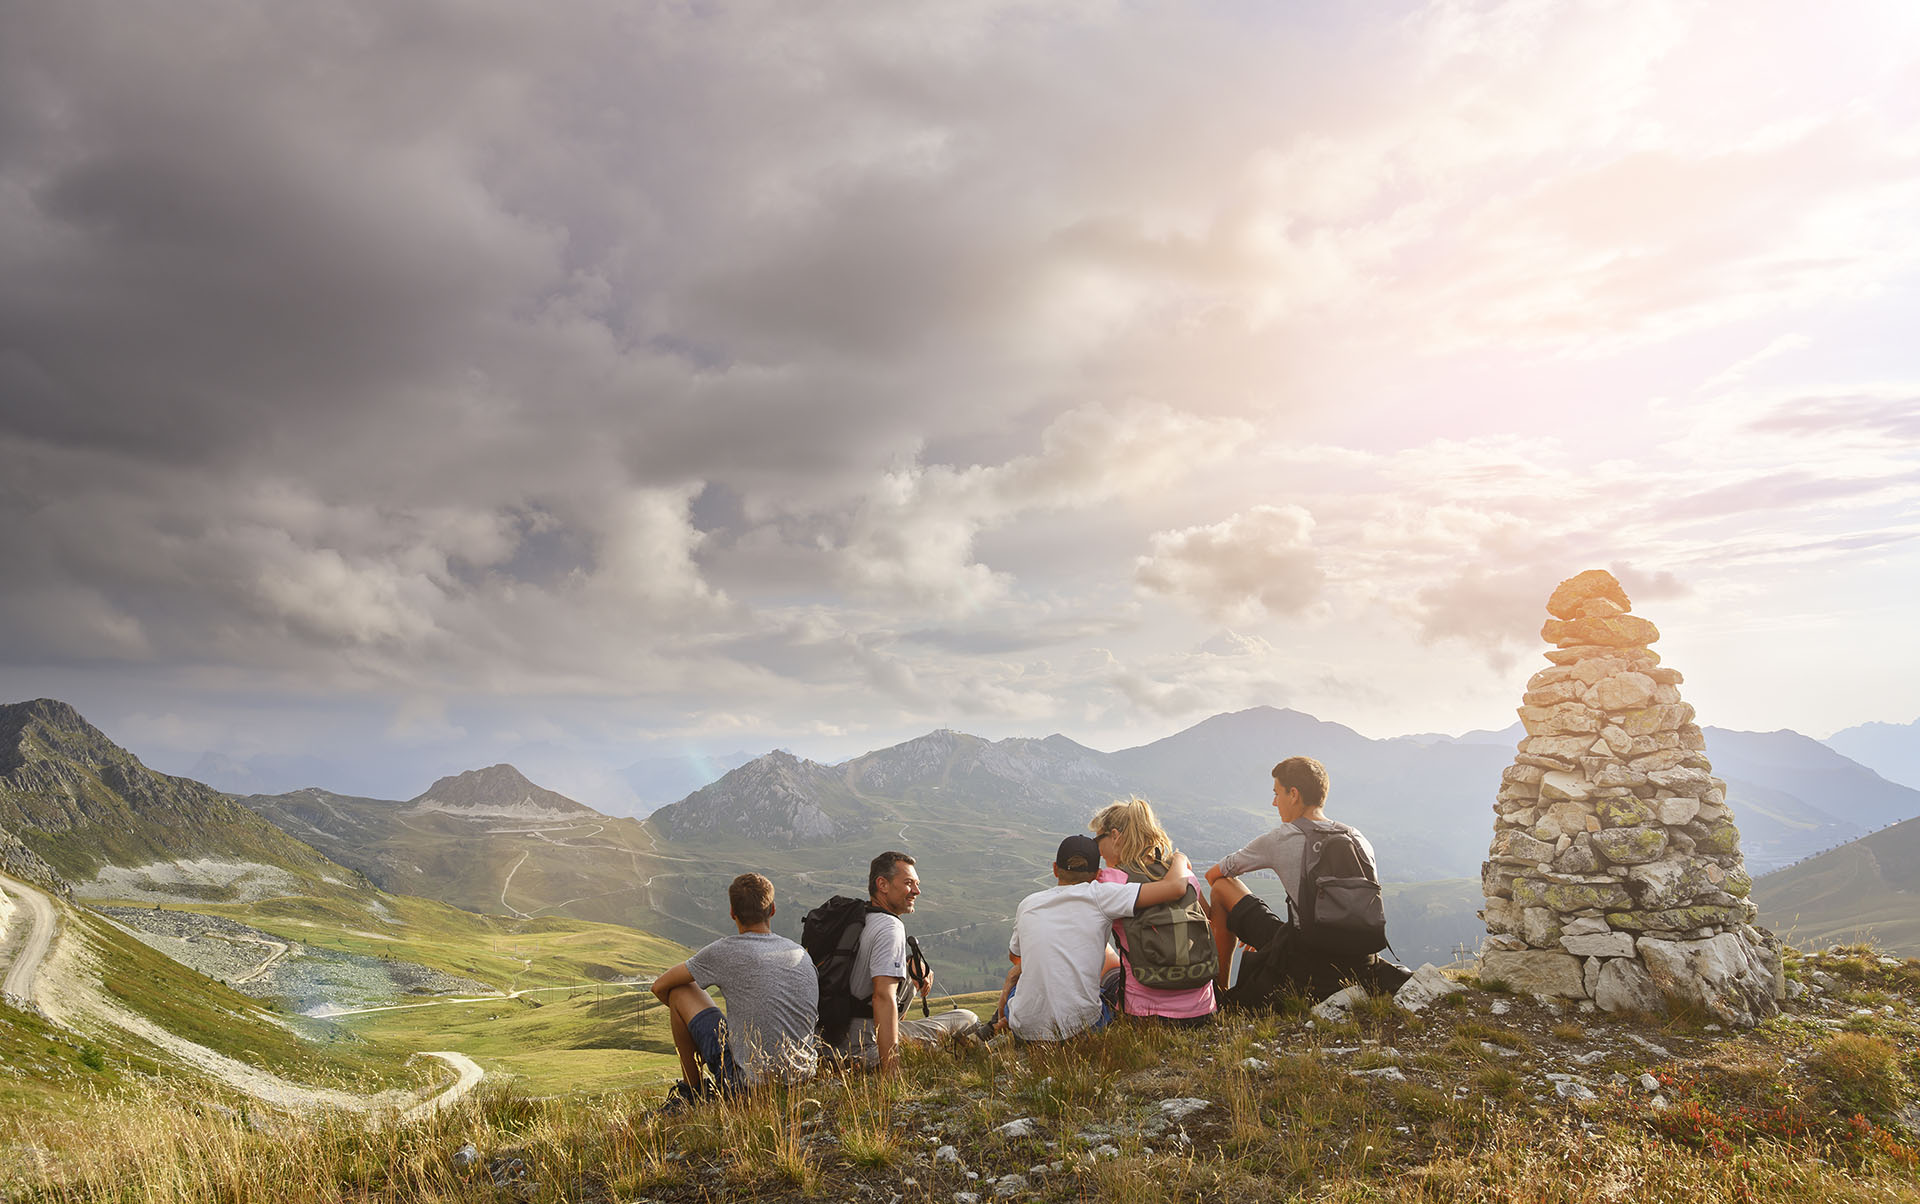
top-left (1, 699), bottom-right (368, 903)
top-left (1824, 717), bottom-right (1920, 792)
top-left (1751, 811), bottom-right (1920, 954)
top-left (9, 696), bottom-right (1920, 986)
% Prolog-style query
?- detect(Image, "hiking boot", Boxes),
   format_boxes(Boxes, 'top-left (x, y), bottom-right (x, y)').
top-left (657, 1079), bottom-right (714, 1116)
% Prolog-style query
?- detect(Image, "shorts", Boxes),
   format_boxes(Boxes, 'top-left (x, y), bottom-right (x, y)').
top-left (1221, 894), bottom-right (1407, 1006)
top-left (686, 1006), bottom-right (745, 1092)
top-left (1000, 972), bottom-right (1119, 1042)
top-left (1226, 892), bottom-right (1289, 951)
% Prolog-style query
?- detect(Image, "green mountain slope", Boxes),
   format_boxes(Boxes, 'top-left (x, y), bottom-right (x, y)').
top-left (238, 770), bottom-right (671, 934)
top-left (1752, 815), bottom-right (1920, 955)
top-left (0, 699), bottom-right (366, 900)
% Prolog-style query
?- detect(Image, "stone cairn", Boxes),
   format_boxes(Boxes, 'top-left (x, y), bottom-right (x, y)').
top-left (1479, 569), bottom-right (1784, 1026)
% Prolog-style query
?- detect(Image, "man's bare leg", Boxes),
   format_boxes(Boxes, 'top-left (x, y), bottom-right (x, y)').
top-left (1207, 875), bottom-right (1252, 991)
top-left (661, 982), bottom-right (720, 1089)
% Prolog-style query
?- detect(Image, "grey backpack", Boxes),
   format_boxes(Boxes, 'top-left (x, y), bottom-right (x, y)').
top-left (1289, 819), bottom-right (1389, 958)
top-left (1117, 860), bottom-right (1219, 990)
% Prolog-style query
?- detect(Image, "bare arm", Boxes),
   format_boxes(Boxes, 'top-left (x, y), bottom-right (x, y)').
top-left (650, 961), bottom-right (693, 1003)
top-left (1135, 850), bottom-right (1194, 909)
top-left (994, 955), bottom-right (1021, 1031)
top-left (872, 976), bottom-right (902, 1072)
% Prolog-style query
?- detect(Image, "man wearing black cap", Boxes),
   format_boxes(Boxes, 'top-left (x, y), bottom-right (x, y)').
top-left (994, 834), bottom-right (1194, 1042)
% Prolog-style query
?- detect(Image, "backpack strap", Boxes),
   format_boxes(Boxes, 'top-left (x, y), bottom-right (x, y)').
top-left (904, 933), bottom-right (932, 1019)
top-left (1290, 818), bottom-right (1323, 929)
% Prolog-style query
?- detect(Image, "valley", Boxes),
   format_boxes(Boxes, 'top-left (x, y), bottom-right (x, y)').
top-left (4, 692), bottom-right (1919, 1130)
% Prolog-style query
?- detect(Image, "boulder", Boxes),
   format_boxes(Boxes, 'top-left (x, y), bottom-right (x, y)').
top-left (1523, 681), bottom-right (1585, 707)
top-left (1594, 796), bottom-right (1654, 828)
top-left (1521, 907), bottom-right (1563, 948)
top-left (1605, 904), bottom-right (1749, 931)
top-left (1539, 771), bottom-right (1592, 802)
top-left (1656, 797), bottom-right (1701, 826)
top-left (1393, 964), bottom-right (1467, 1013)
top-left (1520, 704), bottom-right (1602, 735)
top-left (1541, 615), bottom-right (1661, 648)
top-left (1512, 877), bottom-right (1631, 912)
top-left (1639, 932), bottom-right (1782, 1027)
top-left (1590, 826), bottom-right (1667, 865)
top-left (1588, 673), bottom-right (1658, 711)
top-left (1615, 704), bottom-right (1694, 736)
top-left (1625, 860), bottom-right (1716, 910)
top-left (1546, 569), bottom-right (1632, 620)
top-left (1571, 656), bottom-right (1630, 685)
top-left (1552, 833), bottom-right (1601, 875)
top-left (1598, 726), bottom-right (1634, 756)
top-left (1490, 831), bottom-right (1555, 864)
top-left (1684, 820), bottom-right (1742, 857)
top-left (1561, 930), bottom-right (1636, 958)
top-left (1594, 957), bottom-right (1663, 1014)
top-left (1479, 950), bottom-right (1586, 998)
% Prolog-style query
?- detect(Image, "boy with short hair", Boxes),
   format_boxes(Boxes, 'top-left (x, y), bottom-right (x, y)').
top-left (996, 835), bottom-right (1195, 1041)
top-left (651, 872), bottom-right (818, 1105)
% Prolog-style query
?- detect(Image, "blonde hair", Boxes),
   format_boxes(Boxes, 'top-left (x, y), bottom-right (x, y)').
top-left (1089, 796), bottom-right (1171, 874)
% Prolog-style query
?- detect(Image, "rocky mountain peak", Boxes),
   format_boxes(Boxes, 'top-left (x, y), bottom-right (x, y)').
top-left (407, 764), bottom-right (594, 819)
top-left (649, 749), bottom-right (852, 845)
top-left (0, 698), bottom-right (130, 780)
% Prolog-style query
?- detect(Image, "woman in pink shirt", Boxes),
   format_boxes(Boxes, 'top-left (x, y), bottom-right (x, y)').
top-left (1090, 797), bottom-right (1217, 1025)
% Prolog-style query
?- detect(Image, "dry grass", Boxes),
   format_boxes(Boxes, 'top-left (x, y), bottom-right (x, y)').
top-left (5, 953), bottom-right (1920, 1203)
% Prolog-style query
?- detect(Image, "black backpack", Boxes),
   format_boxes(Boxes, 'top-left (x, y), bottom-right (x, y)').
top-left (800, 896), bottom-right (929, 1045)
top-left (1288, 819), bottom-right (1389, 958)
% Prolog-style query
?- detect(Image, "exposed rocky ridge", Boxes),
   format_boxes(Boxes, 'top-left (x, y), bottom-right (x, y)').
top-left (649, 750), bottom-right (858, 844)
top-left (1480, 569), bottom-right (1784, 1026)
top-left (847, 730), bottom-right (1119, 798)
top-left (0, 824), bottom-right (72, 898)
top-left (0, 699), bottom-right (356, 891)
top-left (408, 764), bottom-right (597, 820)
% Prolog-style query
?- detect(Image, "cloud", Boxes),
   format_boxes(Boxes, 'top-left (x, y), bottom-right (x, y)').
top-left (2, 0), bottom-right (1919, 776)
top-left (833, 402), bottom-right (1248, 614)
top-left (1135, 505), bottom-right (1323, 624)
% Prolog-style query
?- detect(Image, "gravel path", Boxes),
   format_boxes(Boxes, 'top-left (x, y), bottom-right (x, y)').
top-left (6, 877), bottom-right (491, 1120)
top-left (1, 871), bottom-right (57, 1007)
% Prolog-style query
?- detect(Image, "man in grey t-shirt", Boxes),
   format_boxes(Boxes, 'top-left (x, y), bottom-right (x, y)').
top-left (1203, 756), bottom-right (1405, 1005)
top-left (651, 873), bottom-right (818, 1103)
top-left (834, 851), bottom-right (980, 1071)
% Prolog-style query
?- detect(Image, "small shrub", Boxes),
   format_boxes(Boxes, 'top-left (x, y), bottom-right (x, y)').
top-left (1454, 1019), bottom-right (1534, 1055)
top-left (1549, 1021), bottom-right (1585, 1042)
top-left (1474, 1064), bottom-right (1522, 1100)
top-left (1807, 1033), bottom-right (1909, 1121)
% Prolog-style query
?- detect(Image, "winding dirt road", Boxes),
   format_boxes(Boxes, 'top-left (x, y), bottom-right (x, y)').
top-left (1, 871), bottom-right (56, 1008)
top-left (0, 871), bottom-right (488, 1121)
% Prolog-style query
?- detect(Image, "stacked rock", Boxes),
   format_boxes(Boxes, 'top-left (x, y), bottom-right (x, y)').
top-left (1479, 569), bottom-right (1783, 1026)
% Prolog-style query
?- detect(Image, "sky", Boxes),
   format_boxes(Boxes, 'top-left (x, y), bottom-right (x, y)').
top-left (3, 0), bottom-right (1918, 811)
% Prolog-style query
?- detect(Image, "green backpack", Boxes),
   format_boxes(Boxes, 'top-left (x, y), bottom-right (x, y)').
top-left (1116, 860), bottom-right (1218, 990)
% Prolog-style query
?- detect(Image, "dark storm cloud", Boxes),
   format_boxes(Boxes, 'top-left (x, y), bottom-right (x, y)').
top-left (4, 0), bottom-right (1176, 686)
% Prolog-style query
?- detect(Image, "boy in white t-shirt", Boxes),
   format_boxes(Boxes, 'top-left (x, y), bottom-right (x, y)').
top-left (995, 835), bottom-right (1194, 1042)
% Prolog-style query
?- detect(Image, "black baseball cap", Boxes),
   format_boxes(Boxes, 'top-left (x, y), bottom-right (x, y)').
top-left (1055, 834), bottom-right (1100, 874)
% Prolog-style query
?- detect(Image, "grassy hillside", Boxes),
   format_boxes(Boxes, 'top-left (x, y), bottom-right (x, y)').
top-left (4, 951), bottom-right (1915, 1203)
top-left (1754, 815), bottom-right (1920, 956)
top-left (170, 891), bottom-right (690, 996)
top-left (0, 906), bottom-right (413, 1115)
top-left (0, 699), bottom-right (370, 901)
top-left (236, 789), bottom-right (665, 929)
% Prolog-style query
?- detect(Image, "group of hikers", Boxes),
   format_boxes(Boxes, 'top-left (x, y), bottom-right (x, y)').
top-left (649, 755), bottom-right (1410, 1106)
